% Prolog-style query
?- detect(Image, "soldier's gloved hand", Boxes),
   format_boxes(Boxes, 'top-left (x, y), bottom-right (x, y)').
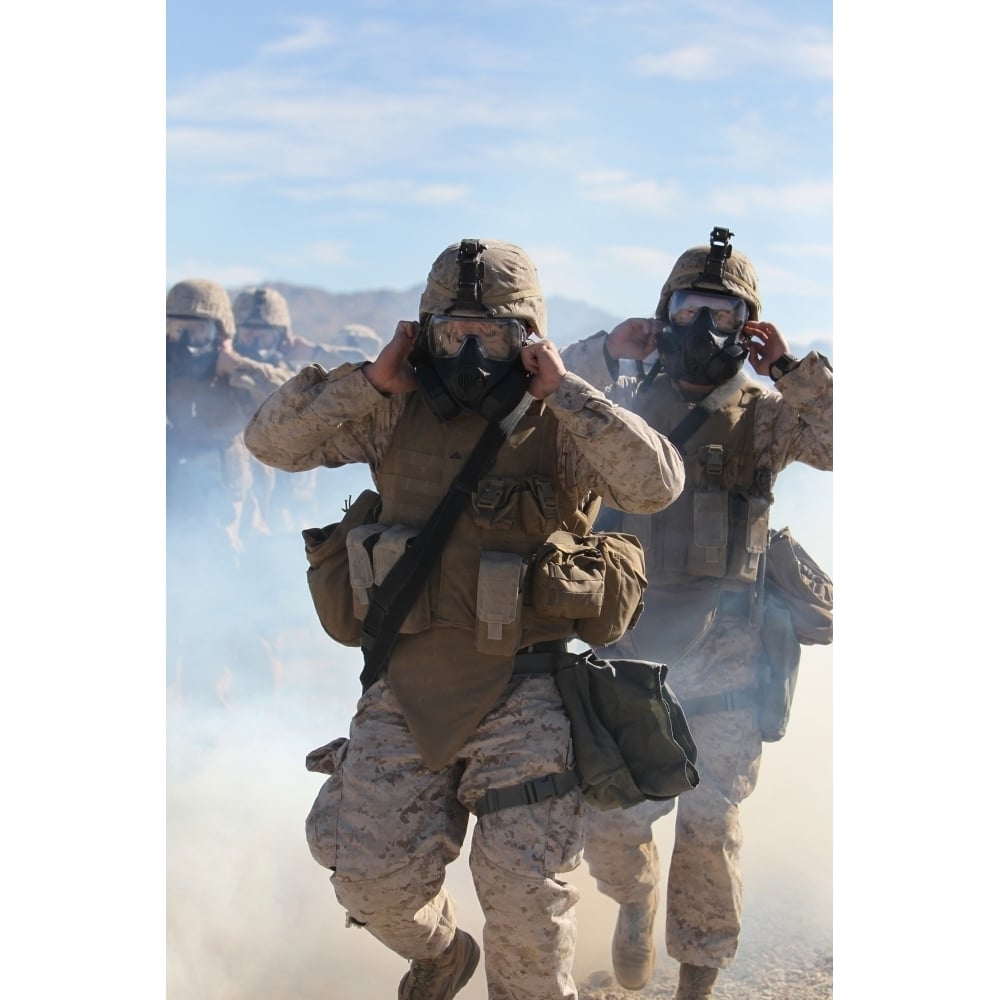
top-left (363, 320), bottom-right (420, 394)
top-left (606, 318), bottom-right (658, 361)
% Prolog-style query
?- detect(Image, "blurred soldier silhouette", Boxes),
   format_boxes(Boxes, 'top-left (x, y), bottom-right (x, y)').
top-left (561, 228), bottom-right (833, 999)
top-left (166, 278), bottom-right (286, 707)
top-left (244, 238), bottom-right (685, 999)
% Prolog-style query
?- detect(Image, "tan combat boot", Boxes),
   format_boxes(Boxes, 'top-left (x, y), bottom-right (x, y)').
top-left (611, 887), bottom-right (659, 990)
top-left (674, 962), bottom-right (719, 999)
top-left (397, 929), bottom-right (481, 1000)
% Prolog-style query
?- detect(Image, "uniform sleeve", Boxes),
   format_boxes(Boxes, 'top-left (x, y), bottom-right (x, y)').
top-left (559, 331), bottom-right (617, 392)
top-left (752, 350), bottom-right (833, 473)
top-left (243, 362), bottom-right (404, 473)
top-left (546, 372), bottom-right (685, 514)
top-left (227, 356), bottom-right (291, 406)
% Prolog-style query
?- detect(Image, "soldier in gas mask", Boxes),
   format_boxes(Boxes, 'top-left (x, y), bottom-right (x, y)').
top-left (166, 278), bottom-right (287, 706)
top-left (560, 228), bottom-right (833, 999)
top-left (233, 285), bottom-right (381, 374)
top-left (243, 239), bottom-right (685, 1000)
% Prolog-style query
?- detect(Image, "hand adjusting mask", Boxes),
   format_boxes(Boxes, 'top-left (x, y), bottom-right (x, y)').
top-left (656, 228), bottom-right (750, 385)
top-left (412, 240), bottom-right (531, 422)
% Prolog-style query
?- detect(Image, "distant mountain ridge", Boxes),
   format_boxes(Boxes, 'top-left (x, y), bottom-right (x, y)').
top-left (229, 281), bottom-right (831, 361)
top-left (229, 281), bottom-right (619, 350)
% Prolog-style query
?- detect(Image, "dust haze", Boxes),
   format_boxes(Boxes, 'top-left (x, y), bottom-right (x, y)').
top-left (166, 455), bottom-right (832, 999)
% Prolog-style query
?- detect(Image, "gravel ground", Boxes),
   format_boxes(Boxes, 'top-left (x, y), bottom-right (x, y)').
top-left (576, 893), bottom-right (833, 1000)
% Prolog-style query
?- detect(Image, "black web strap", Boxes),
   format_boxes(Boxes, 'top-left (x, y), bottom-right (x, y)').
top-left (475, 770), bottom-right (579, 818)
top-left (665, 375), bottom-right (747, 454)
top-left (358, 393), bottom-right (533, 691)
top-left (680, 686), bottom-right (759, 718)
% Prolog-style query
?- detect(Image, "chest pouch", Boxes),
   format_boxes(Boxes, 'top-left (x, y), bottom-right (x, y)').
top-left (475, 551), bottom-right (527, 656)
top-left (531, 530), bottom-right (606, 620)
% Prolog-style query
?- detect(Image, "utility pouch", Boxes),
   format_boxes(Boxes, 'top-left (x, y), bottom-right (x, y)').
top-left (302, 489), bottom-right (383, 646)
top-left (531, 530), bottom-right (606, 619)
top-left (474, 551), bottom-right (526, 656)
top-left (372, 525), bottom-right (432, 635)
top-left (575, 531), bottom-right (648, 647)
top-left (764, 527), bottom-right (833, 645)
top-left (345, 522), bottom-right (384, 619)
top-left (688, 488), bottom-right (729, 578)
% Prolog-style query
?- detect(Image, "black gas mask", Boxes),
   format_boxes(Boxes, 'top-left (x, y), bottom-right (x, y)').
top-left (410, 240), bottom-right (531, 422)
top-left (234, 324), bottom-right (287, 366)
top-left (166, 317), bottom-right (220, 381)
top-left (656, 291), bottom-right (750, 385)
top-left (654, 228), bottom-right (750, 386)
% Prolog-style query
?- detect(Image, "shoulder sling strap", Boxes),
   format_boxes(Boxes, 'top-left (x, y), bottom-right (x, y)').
top-left (358, 393), bottom-right (534, 691)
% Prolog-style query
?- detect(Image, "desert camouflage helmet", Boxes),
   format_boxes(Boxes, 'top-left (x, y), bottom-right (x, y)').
top-left (418, 238), bottom-right (547, 338)
top-left (166, 278), bottom-right (235, 338)
top-left (655, 245), bottom-right (762, 323)
top-left (233, 287), bottom-right (292, 330)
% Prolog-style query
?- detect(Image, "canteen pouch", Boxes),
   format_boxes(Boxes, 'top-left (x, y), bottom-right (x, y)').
top-left (302, 489), bottom-right (383, 646)
top-left (474, 551), bottom-right (526, 656)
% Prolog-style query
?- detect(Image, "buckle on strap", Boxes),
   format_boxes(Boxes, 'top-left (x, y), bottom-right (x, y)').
top-left (475, 770), bottom-right (579, 818)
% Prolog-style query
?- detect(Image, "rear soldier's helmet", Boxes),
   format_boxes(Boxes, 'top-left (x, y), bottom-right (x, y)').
top-left (418, 239), bottom-right (547, 338)
top-left (233, 287), bottom-right (292, 332)
top-left (166, 278), bottom-right (235, 339)
top-left (654, 246), bottom-right (762, 323)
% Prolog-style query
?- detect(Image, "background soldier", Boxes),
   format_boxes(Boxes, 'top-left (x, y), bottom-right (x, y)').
top-left (166, 278), bottom-right (286, 706)
top-left (560, 229), bottom-right (833, 1000)
top-left (243, 238), bottom-right (685, 999)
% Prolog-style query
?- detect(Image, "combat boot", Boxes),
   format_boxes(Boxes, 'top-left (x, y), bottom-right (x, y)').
top-left (398, 929), bottom-right (480, 1000)
top-left (674, 962), bottom-right (719, 999)
top-left (611, 886), bottom-right (659, 990)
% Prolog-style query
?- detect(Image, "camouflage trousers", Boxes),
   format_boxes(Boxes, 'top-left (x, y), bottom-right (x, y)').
top-left (306, 675), bottom-right (584, 999)
top-left (584, 619), bottom-right (764, 969)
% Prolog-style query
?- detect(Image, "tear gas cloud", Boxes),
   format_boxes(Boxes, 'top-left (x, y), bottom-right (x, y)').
top-left (166, 412), bottom-right (833, 999)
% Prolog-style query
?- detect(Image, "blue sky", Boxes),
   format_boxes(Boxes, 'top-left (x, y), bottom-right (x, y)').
top-left (166, 0), bottom-right (832, 341)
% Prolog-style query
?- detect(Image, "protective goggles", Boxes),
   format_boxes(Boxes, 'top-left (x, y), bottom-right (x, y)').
top-left (427, 315), bottom-right (529, 361)
top-left (166, 316), bottom-right (217, 347)
top-left (236, 324), bottom-right (286, 352)
top-left (667, 290), bottom-right (749, 333)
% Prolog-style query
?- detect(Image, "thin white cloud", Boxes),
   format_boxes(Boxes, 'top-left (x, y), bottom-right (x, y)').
top-left (578, 170), bottom-right (682, 215)
top-left (261, 17), bottom-right (339, 56)
top-left (709, 179), bottom-right (832, 216)
top-left (634, 45), bottom-right (718, 81)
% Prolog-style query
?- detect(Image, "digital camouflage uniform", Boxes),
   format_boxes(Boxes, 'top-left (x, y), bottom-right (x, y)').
top-left (560, 331), bottom-right (832, 971)
top-left (244, 313), bottom-right (685, 997)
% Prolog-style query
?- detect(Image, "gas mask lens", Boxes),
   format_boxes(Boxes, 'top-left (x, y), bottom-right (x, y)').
top-left (166, 316), bottom-right (217, 347)
top-left (428, 315), bottom-right (528, 362)
top-left (236, 324), bottom-right (285, 355)
top-left (667, 291), bottom-right (748, 333)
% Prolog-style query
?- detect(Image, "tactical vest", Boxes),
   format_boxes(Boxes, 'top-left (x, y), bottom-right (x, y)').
top-left (622, 375), bottom-right (770, 588)
top-left (374, 391), bottom-right (591, 655)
